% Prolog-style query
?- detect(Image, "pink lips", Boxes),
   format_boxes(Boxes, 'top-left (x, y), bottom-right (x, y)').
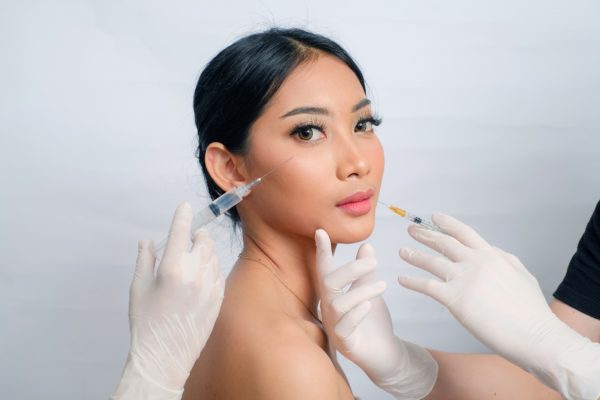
top-left (336, 189), bottom-right (374, 216)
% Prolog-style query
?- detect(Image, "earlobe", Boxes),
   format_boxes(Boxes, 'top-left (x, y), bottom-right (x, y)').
top-left (204, 142), bottom-right (248, 192)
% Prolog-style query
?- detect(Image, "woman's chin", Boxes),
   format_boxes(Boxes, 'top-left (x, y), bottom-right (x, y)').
top-left (326, 220), bottom-right (375, 244)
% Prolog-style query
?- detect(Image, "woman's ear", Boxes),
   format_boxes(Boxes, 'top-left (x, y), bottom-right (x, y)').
top-left (204, 142), bottom-right (248, 192)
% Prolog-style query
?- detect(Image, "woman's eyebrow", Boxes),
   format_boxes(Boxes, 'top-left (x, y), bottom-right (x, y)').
top-left (281, 106), bottom-right (328, 118)
top-left (280, 98), bottom-right (371, 118)
top-left (352, 98), bottom-right (371, 112)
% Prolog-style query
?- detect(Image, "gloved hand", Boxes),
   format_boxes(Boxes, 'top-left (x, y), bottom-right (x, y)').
top-left (111, 202), bottom-right (225, 400)
top-left (398, 213), bottom-right (600, 400)
top-left (315, 229), bottom-right (438, 400)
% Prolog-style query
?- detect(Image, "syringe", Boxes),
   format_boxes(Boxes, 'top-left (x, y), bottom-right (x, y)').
top-left (153, 156), bottom-right (293, 259)
top-left (379, 201), bottom-right (444, 232)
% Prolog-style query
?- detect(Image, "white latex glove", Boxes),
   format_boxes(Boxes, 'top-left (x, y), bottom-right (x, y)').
top-left (315, 229), bottom-right (438, 400)
top-left (398, 213), bottom-right (600, 400)
top-left (111, 202), bottom-right (225, 400)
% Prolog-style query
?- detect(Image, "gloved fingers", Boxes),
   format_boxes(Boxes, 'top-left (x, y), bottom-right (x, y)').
top-left (160, 202), bottom-right (194, 273)
top-left (315, 228), bottom-right (335, 281)
top-left (408, 225), bottom-right (471, 262)
top-left (357, 242), bottom-right (376, 259)
top-left (322, 258), bottom-right (376, 295)
top-left (191, 228), bottom-right (214, 264)
top-left (334, 301), bottom-right (372, 339)
top-left (350, 243), bottom-right (378, 287)
top-left (193, 254), bottom-right (220, 292)
top-left (331, 280), bottom-right (386, 316)
top-left (432, 213), bottom-right (489, 250)
top-left (213, 270), bottom-right (226, 300)
top-left (398, 275), bottom-right (448, 305)
top-left (399, 247), bottom-right (457, 282)
top-left (131, 240), bottom-right (156, 298)
top-left (203, 268), bottom-right (225, 312)
top-left (205, 285), bottom-right (224, 325)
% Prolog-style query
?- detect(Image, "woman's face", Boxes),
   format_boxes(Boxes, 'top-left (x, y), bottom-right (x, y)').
top-left (239, 53), bottom-right (385, 244)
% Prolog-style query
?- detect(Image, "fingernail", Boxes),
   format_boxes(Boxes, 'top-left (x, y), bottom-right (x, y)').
top-left (431, 212), bottom-right (449, 227)
top-left (315, 228), bottom-right (328, 243)
top-left (193, 227), bottom-right (209, 239)
top-left (178, 201), bottom-right (193, 216)
top-left (409, 225), bottom-right (429, 239)
top-left (399, 247), bottom-right (413, 259)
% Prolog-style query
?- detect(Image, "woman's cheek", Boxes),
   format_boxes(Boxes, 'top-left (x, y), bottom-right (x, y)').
top-left (371, 139), bottom-right (385, 177)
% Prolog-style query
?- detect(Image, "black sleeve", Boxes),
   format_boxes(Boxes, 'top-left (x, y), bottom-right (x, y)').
top-left (553, 200), bottom-right (600, 320)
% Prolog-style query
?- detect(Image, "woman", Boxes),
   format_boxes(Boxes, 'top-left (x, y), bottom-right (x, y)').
top-left (182, 28), bottom-right (389, 399)
top-left (114, 27), bottom-right (598, 400)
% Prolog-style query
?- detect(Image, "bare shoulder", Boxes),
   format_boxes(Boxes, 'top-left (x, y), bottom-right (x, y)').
top-left (185, 270), bottom-right (352, 399)
top-left (218, 293), bottom-right (347, 399)
top-left (241, 317), bottom-right (346, 400)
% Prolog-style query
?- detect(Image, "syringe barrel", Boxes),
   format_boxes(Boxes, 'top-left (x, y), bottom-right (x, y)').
top-left (405, 212), bottom-right (443, 232)
top-left (210, 190), bottom-right (243, 215)
top-left (152, 185), bottom-right (246, 260)
top-left (191, 205), bottom-right (220, 231)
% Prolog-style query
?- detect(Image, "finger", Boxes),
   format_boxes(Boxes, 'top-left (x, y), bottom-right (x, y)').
top-left (161, 202), bottom-right (194, 269)
top-left (322, 258), bottom-right (376, 295)
top-left (397, 275), bottom-right (448, 304)
top-left (431, 213), bottom-right (489, 250)
top-left (191, 228), bottom-right (214, 264)
top-left (351, 243), bottom-right (378, 287)
top-left (399, 247), bottom-right (457, 281)
top-left (193, 254), bottom-right (220, 291)
top-left (315, 229), bottom-right (334, 279)
top-left (214, 270), bottom-right (226, 300)
top-left (334, 301), bottom-right (372, 339)
top-left (131, 240), bottom-right (156, 298)
top-left (331, 281), bottom-right (386, 315)
top-left (408, 225), bottom-right (471, 262)
top-left (357, 241), bottom-right (375, 259)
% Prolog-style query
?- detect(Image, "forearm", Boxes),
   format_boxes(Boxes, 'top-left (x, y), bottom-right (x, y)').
top-left (424, 350), bottom-right (563, 400)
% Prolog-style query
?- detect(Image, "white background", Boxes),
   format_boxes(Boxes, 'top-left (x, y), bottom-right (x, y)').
top-left (1, 1), bottom-right (600, 398)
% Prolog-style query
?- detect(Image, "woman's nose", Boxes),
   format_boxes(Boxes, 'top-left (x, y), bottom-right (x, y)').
top-left (335, 133), bottom-right (371, 180)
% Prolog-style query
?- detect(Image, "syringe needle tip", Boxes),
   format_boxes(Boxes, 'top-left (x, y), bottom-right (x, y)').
top-left (377, 200), bottom-right (389, 207)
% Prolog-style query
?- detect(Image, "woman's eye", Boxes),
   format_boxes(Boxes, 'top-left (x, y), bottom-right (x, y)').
top-left (355, 119), bottom-right (374, 133)
top-left (293, 126), bottom-right (325, 143)
top-left (355, 116), bottom-right (382, 134)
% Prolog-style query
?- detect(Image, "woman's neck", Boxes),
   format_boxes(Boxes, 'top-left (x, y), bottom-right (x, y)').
top-left (238, 224), bottom-right (335, 320)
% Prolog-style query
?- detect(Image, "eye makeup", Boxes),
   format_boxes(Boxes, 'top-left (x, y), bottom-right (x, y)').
top-left (288, 112), bottom-right (383, 144)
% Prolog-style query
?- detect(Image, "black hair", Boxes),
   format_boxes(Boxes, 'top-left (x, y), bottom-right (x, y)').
top-left (193, 27), bottom-right (366, 228)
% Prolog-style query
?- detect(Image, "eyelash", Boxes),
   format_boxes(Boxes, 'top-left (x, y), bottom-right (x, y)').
top-left (289, 114), bottom-right (383, 143)
top-left (356, 114), bottom-right (383, 132)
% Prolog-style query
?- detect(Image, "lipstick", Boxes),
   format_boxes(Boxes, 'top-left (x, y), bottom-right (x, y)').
top-left (336, 189), bottom-right (374, 216)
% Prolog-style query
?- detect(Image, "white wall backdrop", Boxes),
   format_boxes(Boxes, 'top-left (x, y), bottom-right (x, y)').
top-left (2, 1), bottom-right (599, 399)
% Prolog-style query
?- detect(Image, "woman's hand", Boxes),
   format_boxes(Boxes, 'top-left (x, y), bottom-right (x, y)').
top-left (398, 213), bottom-right (600, 400)
top-left (315, 229), bottom-right (438, 400)
top-left (112, 202), bottom-right (225, 400)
